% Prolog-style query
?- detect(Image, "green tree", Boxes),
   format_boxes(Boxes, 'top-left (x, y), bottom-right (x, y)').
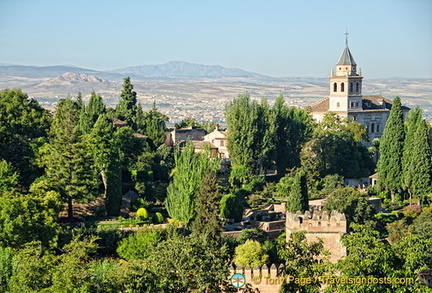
top-left (278, 231), bottom-right (329, 293)
top-left (191, 169), bottom-right (222, 239)
top-left (86, 114), bottom-right (123, 216)
top-left (0, 247), bottom-right (13, 292)
top-left (233, 239), bottom-right (269, 267)
top-left (271, 95), bottom-right (313, 177)
top-left (323, 186), bottom-right (374, 225)
top-left (331, 224), bottom-right (432, 293)
top-left (0, 160), bottom-right (18, 192)
top-left (225, 93), bottom-right (269, 176)
top-left (116, 77), bottom-right (138, 129)
top-left (219, 193), bottom-right (243, 222)
top-left (44, 98), bottom-right (97, 219)
top-left (0, 190), bottom-right (62, 249)
top-left (377, 97), bottom-right (405, 201)
top-left (404, 119), bottom-right (432, 204)
top-left (145, 233), bottom-right (232, 293)
top-left (166, 141), bottom-right (218, 226)
top-left (0, 89), bottom-right (51, 186)
top-left (238, 228), bottom-right (268, 244)
top-left (7, 242), bottom-right (55, 292)
top-left (402, 107), bottom-right (422, 196)
top-left (413, 207), bottom-right (432, 239)
top-left (301, 113), bottom-right (373, 184)
top-left (87, 91), bottom-right (106, 125)
top-left (138, 102), bottom-right (168, 148)
top-left (287, 171), bottom-right (309, 213)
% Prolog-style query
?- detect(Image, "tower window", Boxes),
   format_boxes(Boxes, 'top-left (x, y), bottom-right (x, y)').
top-left (371, 123), bottom-right (375, 133)
top-left (356, 82), bottom-right (360, 92)
top-left (350, 82), bottom-right (354, 93)
top-left (355, 102), bottom-right (359, 107)
top-left (377, 124), bottom-right (380, 133)
top-left (337, 102), bottom-right (340, 108)
top-left (341, 83), bottom-right (345, 92)
top-left (333, 83), bottom-right (337, 92)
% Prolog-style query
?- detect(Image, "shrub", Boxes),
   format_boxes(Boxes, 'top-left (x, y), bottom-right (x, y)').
top-left (152, 212), bottom-right (164, 224)
top-left (220, 194), bottom-right (243, 222)
top-left (116, 228), bottom-right (163, 260)
top-left (136, 208), bottom-right (149, 221)
top-left (233, 240), bottom-right (269, 267)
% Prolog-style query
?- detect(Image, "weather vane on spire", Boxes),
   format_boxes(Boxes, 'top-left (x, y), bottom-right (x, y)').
top-left (345, 29), bottom-right (349, 46)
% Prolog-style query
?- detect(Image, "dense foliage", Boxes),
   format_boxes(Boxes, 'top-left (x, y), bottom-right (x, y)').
top-left (0, 86), bottom-right (431, 292)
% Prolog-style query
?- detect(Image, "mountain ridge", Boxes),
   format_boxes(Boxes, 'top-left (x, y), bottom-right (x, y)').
top-left (0, 61), bottom-right (264, 80)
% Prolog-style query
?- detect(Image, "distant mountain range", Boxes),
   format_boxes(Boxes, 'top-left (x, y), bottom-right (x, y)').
top-left (0, 61), bottom-right (262, 80)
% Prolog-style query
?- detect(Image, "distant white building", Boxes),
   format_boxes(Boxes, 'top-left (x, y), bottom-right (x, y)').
top-left (203, 125), bottom-right (229, 159)
top-left (310, 41), bottom-right (409, 141)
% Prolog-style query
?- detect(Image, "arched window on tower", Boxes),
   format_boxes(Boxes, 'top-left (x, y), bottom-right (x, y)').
top-left (333, 83), bottom-right (337, 92)
top-left (371, 123), bottom-right (375, 133)
top-left (356, 82), bottom-right (360, 92)
top-left (350, 82), bottom-right (354, 93)
top-left (341, 83), bottom-right (345, 92)
top-left (337, 102), bottom-right (340, 108)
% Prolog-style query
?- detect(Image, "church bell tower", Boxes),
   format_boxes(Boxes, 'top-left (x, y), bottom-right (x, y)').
top-left (328, 33), bottom-right (363, 113)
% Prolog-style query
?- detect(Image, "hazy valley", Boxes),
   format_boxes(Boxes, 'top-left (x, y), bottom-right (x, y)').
top-left (1, 62), bottom-right (431, 124)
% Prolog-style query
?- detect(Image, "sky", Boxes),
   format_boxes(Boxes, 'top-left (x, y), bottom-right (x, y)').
top-left (0, 0), bottom-right (431, 78)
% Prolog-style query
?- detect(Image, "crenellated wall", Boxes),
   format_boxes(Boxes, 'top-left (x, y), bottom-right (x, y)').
top-left (229, 263), bottom-right (284, 293)
top-left (286, 210), bottom-right (348, 263)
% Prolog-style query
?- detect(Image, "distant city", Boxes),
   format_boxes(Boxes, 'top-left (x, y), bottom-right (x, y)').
top-left (0, 62), bottom-right (431, 124)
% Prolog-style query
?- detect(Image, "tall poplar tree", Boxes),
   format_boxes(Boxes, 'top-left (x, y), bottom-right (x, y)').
top-left (377, 97), bottom-right (405, 201)
top-left (225, 93), bottom-right (269, 176)
top-left (405, 119), bottom-right (432, 204)
top-left (165, 142), bottom-right (218, 226)
top-left (116, 77), bottom-right (138, 130)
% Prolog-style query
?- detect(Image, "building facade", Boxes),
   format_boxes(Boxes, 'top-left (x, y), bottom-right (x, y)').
top-left (311, 43), bottom-right (409, 141)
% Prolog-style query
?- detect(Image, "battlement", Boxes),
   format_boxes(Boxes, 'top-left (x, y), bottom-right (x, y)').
top-left (229, 263), bottom-right (285, 292)
top-left (286, 210), bottom-right (347, 233)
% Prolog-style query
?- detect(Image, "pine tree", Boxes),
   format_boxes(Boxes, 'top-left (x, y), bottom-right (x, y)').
top-left (405, 119), bottom-right (432, 204)
top-left (377, 97), bottom-right (405, 201)
top-left (116, 77), bottom-right (138, 130)
top-left (138, 102), bottom-right (168, 149)
top-left (191, 170), bottom-right (221, 239)
top-left (402, 107), bottom-right (422, 194)
top-left (45, 98), bottom-right (97, 219)
top-left (87, 91), bottom-right (106, 126)
top-left (287, 171), bottom-right (309, 213)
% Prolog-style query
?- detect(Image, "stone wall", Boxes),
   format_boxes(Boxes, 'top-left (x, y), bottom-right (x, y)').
top-left (286, 210), bottom-right (348, 263)
top-left (229, 263), bottom-right (284, 293)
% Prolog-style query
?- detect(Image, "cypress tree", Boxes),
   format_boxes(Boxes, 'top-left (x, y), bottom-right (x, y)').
top-left (402, 107), bottom-right (422, 194)
top-left (116, 77), bottom-right (138, 130)
top-left (287, 172), bottom-right (309, 213)
top-left (405, 119), bottom-right (432, 204)
top-left (191, 169), bottom-right (221, 239)
top-left (377, 97), bottom-right (405, 201)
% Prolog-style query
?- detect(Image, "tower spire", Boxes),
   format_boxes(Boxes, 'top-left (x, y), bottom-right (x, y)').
top-left (345, 29), bottom-right (349, 46)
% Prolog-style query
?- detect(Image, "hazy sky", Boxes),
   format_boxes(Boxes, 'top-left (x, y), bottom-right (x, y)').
top-left (1, 0), bottom-right (431, 78)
